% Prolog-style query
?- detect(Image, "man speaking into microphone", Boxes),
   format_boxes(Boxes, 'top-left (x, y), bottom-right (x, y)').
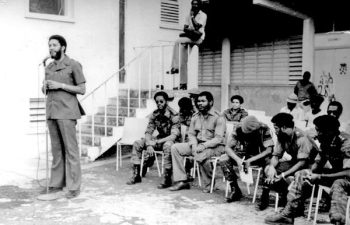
top-left (41, 35), bottom-right (86, 199)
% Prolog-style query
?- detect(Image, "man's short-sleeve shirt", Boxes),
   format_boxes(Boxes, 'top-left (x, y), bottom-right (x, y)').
top-left (222, 108), bottom-right (248, 122)
top-left (227, 123), bottom-right (274, 158)
top-left (272, 128), bottom-right (318, 163)
top-left (316, 132), bottom-right (350, 172)
top-left (45, 55), bottom-right (86, 119)
top-left (185, 10), bottom-right (207, 40)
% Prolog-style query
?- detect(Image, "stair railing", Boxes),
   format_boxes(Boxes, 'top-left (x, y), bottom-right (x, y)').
top-left (77, 42), bottom-right (177, 157)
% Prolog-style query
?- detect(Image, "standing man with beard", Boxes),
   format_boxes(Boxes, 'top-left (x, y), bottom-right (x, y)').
top-left (41, 35), bottom-right (86, 199)
top-left (257, 113), bottom-right (318, 211)
top-left (126, 91), bottom-right (180, 189)
top-left (169, 91), bottom-right (226, 192)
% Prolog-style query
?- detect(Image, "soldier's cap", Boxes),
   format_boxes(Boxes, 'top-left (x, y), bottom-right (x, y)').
top-left (241, 115), bottom-right (260, 134)
top-left (313, 115), bottom-right (340, 132)
top-left (153, 91), bottom-right (174, 102)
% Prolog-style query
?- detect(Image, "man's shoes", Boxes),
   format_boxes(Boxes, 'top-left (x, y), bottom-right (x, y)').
top-left (166, 68), bottom-right (179, 74)
top-left (264, 213), bottom-right (294, 224)
top-left (179, 83), bottom-right (187, 90)
top-left (169, 181), bottom-right (190, 191)
top-left (157, 169), bottom-right (172, 189)
top-left (224, 187), bottom-right (242, 203)
top-left (39, 187), bottom-right (63, 195)
top-left (65, 190), bottom-right (80, 199)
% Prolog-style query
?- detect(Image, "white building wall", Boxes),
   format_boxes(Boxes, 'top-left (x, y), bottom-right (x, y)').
top-left (124, 0), bottom-right (190, 90)
top-left (0, 0), bottom-right (119, 163)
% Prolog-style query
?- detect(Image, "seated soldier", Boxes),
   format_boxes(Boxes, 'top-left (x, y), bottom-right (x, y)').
top-left (169, 91), bottom-right (226, 192)
top-left (257, 113), bottom-right (318, 211)
top-left (219, 115), bottom-right (274, 203)
top-left (222, 95), bottom-right (248, 122)
top-left (126, 91), bottom-right (180, 188)
top-left (265, 115), bottom-right (350, 225)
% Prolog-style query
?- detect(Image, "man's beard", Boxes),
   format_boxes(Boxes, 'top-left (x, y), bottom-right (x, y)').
top-left (277, 132), bottom-right (289, 142)
top-left (199, 104), bottom-right (210, 113)
top-left (51, 49), bottom-right (62, 60)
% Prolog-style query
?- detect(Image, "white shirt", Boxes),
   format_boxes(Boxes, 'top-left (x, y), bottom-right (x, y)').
top-left (185, 10), bottom-right (207, 40)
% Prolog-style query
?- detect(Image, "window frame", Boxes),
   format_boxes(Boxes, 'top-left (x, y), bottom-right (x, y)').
top-left (160, 0), bottom-right (182, 30)
top-left (25, 0), bottom-right (75, 23)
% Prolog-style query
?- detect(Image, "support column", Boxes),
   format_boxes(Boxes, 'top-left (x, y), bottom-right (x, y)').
top-left (302, 18), bottom-right (315, 78)
top-left (187, 45), bottom-right (199, 89)
top-left (221, 38), bottom-right (231, 111)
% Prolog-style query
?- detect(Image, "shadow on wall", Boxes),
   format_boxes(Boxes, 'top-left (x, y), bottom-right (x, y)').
top-left (230, 86), bottom-right (294, 116)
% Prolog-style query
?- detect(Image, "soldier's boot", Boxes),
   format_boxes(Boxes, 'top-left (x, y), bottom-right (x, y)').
top-left (126, 164), bottom-right (142, 185)
top-left (185, 159), bottom-right (194, 182)
top-left (157, 169), bottom-right (172, 189)
top-left (264, 203), bottom-right (294, 224)
top-left (141, 156), bottom-right (155, 177)
top-left (256, 187), bottom-right (270, 211)
top-left (224, 180), bottom-right (242, 203)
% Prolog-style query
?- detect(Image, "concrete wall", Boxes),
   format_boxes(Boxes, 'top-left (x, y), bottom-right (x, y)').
top-left (0, 0), bottom-right (119, 160)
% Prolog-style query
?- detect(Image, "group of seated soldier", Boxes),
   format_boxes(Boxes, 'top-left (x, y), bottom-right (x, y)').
top-left (124, 90), bottom-right (350, 225)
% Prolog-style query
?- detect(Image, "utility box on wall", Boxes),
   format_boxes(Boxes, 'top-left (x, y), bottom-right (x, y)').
top-left (314, 32), bottom-right (350, 123)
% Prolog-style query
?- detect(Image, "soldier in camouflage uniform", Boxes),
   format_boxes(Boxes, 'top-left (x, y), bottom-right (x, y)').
top-left (265, 115), bottom-right (350, 225)
top-left (126, 91), bottom-right (180, 188)
top-left (219, 115), bottom-right (274, 203)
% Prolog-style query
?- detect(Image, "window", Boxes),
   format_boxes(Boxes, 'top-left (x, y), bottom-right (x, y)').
top-left (160, 0), bottom-right (180, 29)
top-left (25, 0), bottom-right (74, 23)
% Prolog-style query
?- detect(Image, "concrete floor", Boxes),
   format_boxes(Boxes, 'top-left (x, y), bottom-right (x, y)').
top-left (0, 156), bottom-right (331, 225)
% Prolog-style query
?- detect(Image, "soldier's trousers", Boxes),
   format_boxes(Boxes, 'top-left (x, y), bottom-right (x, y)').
top-left (281, 169), bottom-right (350, 224)
top-left (171, 143), bottom-right (224, 188)
top-left (130, 138), bottom-right (174, 170)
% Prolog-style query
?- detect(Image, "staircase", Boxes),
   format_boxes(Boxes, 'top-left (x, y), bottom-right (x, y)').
top-left (76, 42), bottom-right (198, 162)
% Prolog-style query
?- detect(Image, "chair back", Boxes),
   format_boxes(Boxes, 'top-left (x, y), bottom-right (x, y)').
top-left (181, 124), bottom-right (188, 142)
top-left (120, 117), bottom-right (149, 144)
top-left (225, 121), bottom-right (237, 144)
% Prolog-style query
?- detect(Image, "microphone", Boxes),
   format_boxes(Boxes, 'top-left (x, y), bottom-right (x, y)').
top-left (39, 56), bottom-right (51, 66)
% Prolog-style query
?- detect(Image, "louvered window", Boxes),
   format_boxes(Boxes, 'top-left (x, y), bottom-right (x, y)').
top-left (198, 49), bottom-right (222, 85)
top-left (230, 36), bottom-right (302, 85)
top-left (160, 0), bottom-right (180, 29)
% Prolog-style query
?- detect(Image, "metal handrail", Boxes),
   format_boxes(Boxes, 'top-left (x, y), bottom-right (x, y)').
top-left (81, 42), bottom-right (165, 102)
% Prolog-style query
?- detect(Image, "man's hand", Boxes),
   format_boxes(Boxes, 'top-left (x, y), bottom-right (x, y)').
top-left (306, 173), bottom-right (321, 184)
top-left (194, 144), bottom-right (205, 154)
top-left (265, 165), bottom-right (277, 184)
top-left (146, 146), bottom-right (155, 156)
top-left (46, 80), bottom-right (63, 90)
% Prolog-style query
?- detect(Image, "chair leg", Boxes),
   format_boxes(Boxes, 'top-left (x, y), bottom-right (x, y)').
top-left (225, 181), bottom-right (230, 198)
top-left (307, 184), bottom-right (316, 221)
top-left (192, 159), bottom-right (196, 178)
top-left (161, 153), bottom-right (164, 175)
top-left (140, 151), bottom-right (145, 177)
top-left (210, 158), bottom-right (218, 193)
top-left (275, 193), bottom-right (279, 212)
top-left (116, 143), bottom-right (120, 171)
top-left (313, 187), bottom-right (323, 225)
top-left (195, 161), bottom-right (201, 187)
top-left (154, 153), bottom-right (161, 177)
top-left (346, 196), bottom-right (350, 225)
top-left (252, 168), bottom-right (261, 203)
top-left (119, 144), bottom-right (122, 167)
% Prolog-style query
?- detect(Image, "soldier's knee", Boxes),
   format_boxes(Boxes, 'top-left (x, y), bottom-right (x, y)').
top-left (163, 141), bottom-right (173, 150)
top-left (332, 179), bottom-right (347, 189)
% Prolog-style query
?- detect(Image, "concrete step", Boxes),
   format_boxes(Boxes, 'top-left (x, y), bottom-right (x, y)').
top-left (118, 89), bottom-right (151, 98)
top-left (108, 97), bottom-right (148, 108)
top-left (84, 115), bottom-right (126, 126)
top-left (96, 106), bottom-right (137, 117)
top-left (78, 124), bottom-right (114, 136)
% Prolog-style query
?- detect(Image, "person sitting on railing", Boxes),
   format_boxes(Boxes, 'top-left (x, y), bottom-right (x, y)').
top-left (222, 95), bottom-right (248, 123)
top-left (169, 91), bottom-right (226, 192)
top-left (257, 113), bottom-right (318, 212)
top-left (126, 91), bottom-right (180, 188)
top-left (219, 115), bottom-right (274, 203)
top-left (178, 97), bottom-right (196, 181)
top-left (168, 0), bottom-right (207, 90)
top-left (265, 115), bottom-right (350, 225)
